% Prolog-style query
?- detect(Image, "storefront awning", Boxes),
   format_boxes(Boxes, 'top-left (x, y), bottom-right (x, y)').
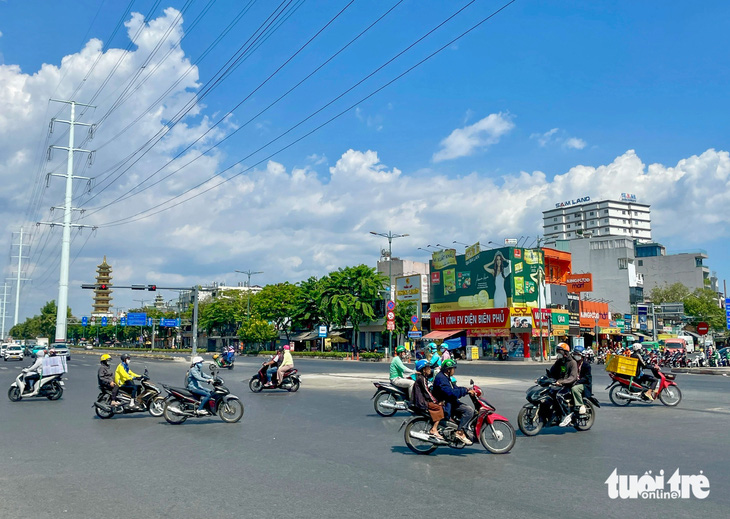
top-left (422, 330), bottom-right (464, 340)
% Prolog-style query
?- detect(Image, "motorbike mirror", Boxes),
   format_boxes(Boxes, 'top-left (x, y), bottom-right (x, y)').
top-left (469, 379), bottom-right (474, 385)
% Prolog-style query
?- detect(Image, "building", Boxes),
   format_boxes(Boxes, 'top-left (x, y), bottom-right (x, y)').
top-left (543, 196), bottom-right (651, 244)
top-left (91, 256), bottom-right (113, 317)
top-left (376, 257), bottom-right (430, 305)
top-left (635, 243), bottom-right (713, 295)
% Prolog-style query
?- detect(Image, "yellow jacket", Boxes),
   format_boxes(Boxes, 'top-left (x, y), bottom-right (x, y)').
top-left (114, 362), bottom-right (140, 385)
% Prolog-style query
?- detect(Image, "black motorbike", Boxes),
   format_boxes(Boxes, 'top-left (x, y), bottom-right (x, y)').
top-left (162, 371), bottom-right (244, 425)
top-left (94, 369), bottom-right (166, 419)
top-left (248, 362), bottom-right (300, 392)
top-left (372, 381), bottom-right (411, 416)
top-left (517, 374), bottom-right (600, 436)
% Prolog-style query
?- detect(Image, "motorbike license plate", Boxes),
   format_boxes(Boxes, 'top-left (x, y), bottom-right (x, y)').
top-left (58, 381), bottom-right (65, 386)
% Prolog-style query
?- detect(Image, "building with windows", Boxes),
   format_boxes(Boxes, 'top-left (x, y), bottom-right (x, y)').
top-left (635, 243), bottom-right (713, 294)
top-left (91, 256), bottom-right (113, 317)
top-left (543, 198), bottom-right (651, 244)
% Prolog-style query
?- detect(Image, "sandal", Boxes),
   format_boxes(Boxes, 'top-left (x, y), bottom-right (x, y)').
top-left (429, 431), bottom-right (444, 440)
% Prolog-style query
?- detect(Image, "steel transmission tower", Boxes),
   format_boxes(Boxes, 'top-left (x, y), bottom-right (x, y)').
top-left (7, 228), bottom-right (31, 327)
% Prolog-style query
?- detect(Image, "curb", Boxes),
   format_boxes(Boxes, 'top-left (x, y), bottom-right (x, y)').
top-left (69, 348), bottom-right (187, 362)
top-left (671, 367), bottom-right (730, 376)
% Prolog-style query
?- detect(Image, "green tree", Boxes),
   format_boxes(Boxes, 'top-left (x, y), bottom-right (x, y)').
top-left (291, 276), bottom-right (328, 331)
top-left (237, 317), bottom-right (278, 348)
top-left (683, 288), bottom-right (724, 329)
top-left (9, 301), bottom-right (72, 340)
top-left (252, 282), bottom-right (299, 341)
top-left (320, 265), bottom-right (387, 349)
top-left (650, 282), bottom-right (691, 304)
top-left (198, 290), bottom-right (246, 335)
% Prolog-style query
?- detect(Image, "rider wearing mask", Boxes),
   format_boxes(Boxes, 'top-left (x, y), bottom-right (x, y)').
top-left (570, 347), bottom-right (592, 417)
top-left (432, 359), bottom-right (475, 445)
top-left (277, 344), bottom-right (295, 386)
top-left (187, 356), bottom-right (214, 415)
top-left (427, 342), bottom-right (442, 370)
top-left (264, 346), bottom-right (284, 387)
top-left (548, 343), bottom-right (578, 427)
top-left (390, 346), bottom-right (415, 396)
top-left (412, 359), bottom-right (444, 440)
top-left (114, 353), bottom-right (141, 404)
top-left (631, 344), bottom-right (658, 400)
top-left (23, 349), bottom-right (45, 391)
top-left (97, 354), bottom-right (120, 406)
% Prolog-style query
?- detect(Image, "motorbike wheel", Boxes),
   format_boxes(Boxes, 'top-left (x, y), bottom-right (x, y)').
top-left (227, 364), bottom-right (234, 370)
top-left (249, 377), bottom-right (264, 393)
top-left (163, 401), bottom-right (188, 425)
top-left (573, 402), bottom-right (596, 431)
top-left (95, 394), bottom-right (114, 419)
top-left (148, 396), bottom-right (166, 417)
top-left (659, 386), bottom-right (682, 407)
top-left (46, 381), bottom-right (63, 400)
top-left (517, 406), bottom-right (543, 436)
top-left (8, 386), bottom-right (21, 402)
top-left (373, 391), bottom-right (398, 417)
top-left (479, 420), bottom-right (516, 454)
top-left (609, 385), bottom-right (632, 406)
top-left (218, 399), bottom-right (244, 423)
top-left (404, 417), bottom-right (438, 455)
top-left (288, 378), bottom-right (300, 393)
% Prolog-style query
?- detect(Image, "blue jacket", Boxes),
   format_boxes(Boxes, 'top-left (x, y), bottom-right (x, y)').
top-left (432, 371), bottom-right (468, 418)
top-left (187, 363), bottom-right (212, 391)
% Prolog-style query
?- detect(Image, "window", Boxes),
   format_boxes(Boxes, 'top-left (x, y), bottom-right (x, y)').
top-left (553, 217), bottom-right (557, 222)
top-left (589, 212), bottom-right (594, 216)
top-left (638, 260), bottom-right (644, 267)
top-left (554, 226), bottom-right (558, 230)
top-left (604, 209), bottom-right (609, 214)
top-left (604, 219), bottom-right (609, 223)
top-left (695, 257), bottom-right (704, 267)
top-left (567, 224), bottom-right (571, 228)
top-left (618, 258), bottom-right (629, 269)
top-left (622, 210), bottom-right (626, 214)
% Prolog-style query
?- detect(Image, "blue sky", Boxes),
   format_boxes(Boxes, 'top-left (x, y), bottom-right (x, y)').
top-left (0, 0), bottom-right (729, 322)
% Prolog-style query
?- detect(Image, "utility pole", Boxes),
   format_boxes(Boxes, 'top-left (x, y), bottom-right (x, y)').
top-left (235, 269), bottom-right (263, 319)
top-left (1, 283), bottom-right (9, 339)
top-left (9, 228), bottom-right (31, 326)
top-left (41, 99), bottom-right (96, 343)
top-left (535, 236), bottom-right (545, 361)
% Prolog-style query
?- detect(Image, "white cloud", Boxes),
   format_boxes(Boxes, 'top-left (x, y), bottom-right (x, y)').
top-left (564, 137), bottom-right (587, 150)
top-left (531, 127), bottom-right (559, 147)
top-left (433, 112), bottom-right (514, 162)
top-left (531, 127), bottom-right (587, 150)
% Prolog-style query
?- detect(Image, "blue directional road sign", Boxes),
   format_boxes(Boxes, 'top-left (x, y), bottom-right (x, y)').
top-left (81, 316), bottom-right (88, 327)
top-left (120, 318), bottom-right (127, 327)
top-left (101, 317), bottom-right (107, 326)
top-left (408, 331), bottom-right (423, 338)
top-left (160, 319), bottom-right (180, 327)
top-left (726, 299), bottom-right (730, 330)
top-left (127, 312), bottom-right (147, 326)
top-left (318, 325), bottom-right (327, 338)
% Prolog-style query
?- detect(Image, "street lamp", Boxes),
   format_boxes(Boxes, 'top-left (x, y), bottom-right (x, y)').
top-left (453, 240), bottom-right (469, 246)
top-left (417, 247), bottom-right (431, 254)
top-left (235, 269), bottom-right (264, 319)
top-left (370, 230), bottom-right (409, 358)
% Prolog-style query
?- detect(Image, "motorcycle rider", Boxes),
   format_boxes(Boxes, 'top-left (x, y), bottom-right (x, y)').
top-left (432, 359), bottom-right (475, 445)
top-left (631, 344), bottom-right (657, 400)
top-left (97, 353), bottom-right (121, 406)
top-left (225, 344), bottom-right (235, 365)
top-left (277, 344), bottom-right (295, 386)
top-left (570, 347), bottom-right (593, 417)
top-left (412, 359), bottom-right (444, 440)
top-left (264, 346), bottom-right (284, 387)
top-left (187, 356), bottom-right (214, 415)
top-left (548, 343), bottom-right (578, 427)
top-left (390, 345), bottom-right (415, 396)
top-left (23, 349), bottom-right (45, 392)
top-left (427, 342), bottom-right (442, 370)
top-left (114, 353), bottom-right (141, 405)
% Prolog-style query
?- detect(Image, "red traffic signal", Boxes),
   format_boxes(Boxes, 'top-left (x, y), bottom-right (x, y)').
top-left (147, 285), bottom-right (157, 291)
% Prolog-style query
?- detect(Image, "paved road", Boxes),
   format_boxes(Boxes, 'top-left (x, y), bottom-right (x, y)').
top-left (0, 356), bottom-right (728, 519)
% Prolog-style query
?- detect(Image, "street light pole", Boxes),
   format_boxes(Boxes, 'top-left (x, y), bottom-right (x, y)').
top-left (235, 269), bottom-right (264, 319)
top-left (370, 230), bottom-right (409, 358)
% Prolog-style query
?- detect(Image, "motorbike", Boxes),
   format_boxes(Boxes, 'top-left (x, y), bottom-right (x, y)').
top-left (93, 369), bottom-right (166, 419)
top-left (400, 380), bottom-right (516, 455)
top-left (517, 374), bottom-right (600, 436)
top-left (606, 366), bottom-right (681, 406)
top-left (372, 381), bottom-right (411, 416)
top-left (248, 362), bottom-right (300, 392)
top-left (212, 352), bottom-right (234, 370)
top-left (162, 370), bottom-right (244, 424)
top-left (8, 369), bottom-right (64, 401)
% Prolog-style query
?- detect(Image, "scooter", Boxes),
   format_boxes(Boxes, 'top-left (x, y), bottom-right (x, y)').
top-left (606, 366), bottom-right (681, 406)
top-left (93, 369), bottom-right (166, 419)
top-left (8, 369), bottom-right (64, 401)
top-left (400, 380), bottom-right (516, 455)
top-left (371, 381), bottom-right (411, 416)
top-left (162, 370), bottom-right (244, 425)
top-left (212, 352), bottom-right (234, 370)
top-left (248, 362), bottom-right (300, 392)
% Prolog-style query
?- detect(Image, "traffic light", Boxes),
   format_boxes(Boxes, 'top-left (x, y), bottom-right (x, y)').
top-left (147, 284), bottom-right (157, 291)
top-left (99, 284), bottom-right (108, 290)
top-left (81, 284), bottom-right (95, 289)
top-left (81, 284), bottom-right (107, 290)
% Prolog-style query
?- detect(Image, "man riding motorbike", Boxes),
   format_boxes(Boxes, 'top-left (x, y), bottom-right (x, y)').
top-left (412, 359), bottom-right (444, 440)
top-left (390, 345), bottom-right (415, 397)
top-left (432, 359), bottom-right (475, 445)
top-left (187, 356), bottom-right (215, 415)
top-left (277, 344), bottom-right (295, 386)
top-left (23, 349), bottom-right (45, 391)
top-left (548, 343), bottom-right (578, 427)
top-left (97, 353), bottom-right (120, 405)
top-left (631, 343), bottom-right (659, 400)
top-left (570, 347), bottom-right (592, 417)
top-left (264, 346), bottom-right (284, 387)
top-left (114, 353), bottom-right (141, 405)
top-left (427, 342), bottom-right (442, 370)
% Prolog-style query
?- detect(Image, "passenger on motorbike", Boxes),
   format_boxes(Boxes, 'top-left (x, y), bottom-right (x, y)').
top-left (427, 342), bottom-right (442, 370)
top-left (23, 349), bottom-right (45, 391)
top-left (570, 347), bottom-right (592, 417)
top-left (187, 356), bottom-right (214, 415)
top-left (98, 354), bottom-right (121, 405)
top-left (264, 347), bottom-right (284, 387)
top-left (390, 346), bottom-right (415, 397)
top-left (548, 343), bottom-right (578, 427)
top-left (412, 359), bottom-right (444, 440)
top-left (225, 344), bottom-right (235, 364)
top-left (432, 359), bottom-right (475, 445)
top-left (277, 344), bottom-right (295, 386)
top-left (631, 344), bottom-right (657, 400)
top-left (114, 353), bottom-right (141, 405)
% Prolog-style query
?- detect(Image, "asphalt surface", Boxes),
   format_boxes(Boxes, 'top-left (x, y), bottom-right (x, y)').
top-left (0, 356), bottom-right (728, 519)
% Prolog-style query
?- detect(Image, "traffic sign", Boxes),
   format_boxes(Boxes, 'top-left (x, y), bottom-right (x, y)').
top-left (387, 311), bottom-right (395, 321)
top-left (127, 312), bottom-right (147, 326)
top-left (101, 317), bottom-right (108, 326)
top-left (407, 331), bottom-right (422, 338)
top-left (318, 325), bottom-right (327, 338)
top-left (386, 321), bottom-right (395, 331)
top-left (411, 315), bottom-right (418, 324)
top-left (81, 316), bottom-right (88, 327)
top-left (147, 318), bottom-right (154, 326)
top-left (697, 322), bottom-right (709, 335)
top-left (120, 318), bottom-right (127, 327)
top-left (387, 300), bottom-right (395, 311)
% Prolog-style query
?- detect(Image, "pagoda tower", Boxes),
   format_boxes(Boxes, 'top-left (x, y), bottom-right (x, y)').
top-left (92, 256), bottom-right (113, 316)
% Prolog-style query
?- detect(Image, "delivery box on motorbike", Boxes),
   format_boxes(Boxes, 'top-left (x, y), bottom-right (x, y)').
top-left (605, 354), bottom-right (637, 377)
top-left (42, 355), bottom-right (67, 376)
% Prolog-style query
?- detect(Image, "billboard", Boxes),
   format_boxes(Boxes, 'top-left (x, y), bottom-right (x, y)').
top-left (431, 308), bottom-right (509, 330)
top-left (579, 301), bottom-right (610, 328)
top-left (395, 275), bottom-right (421, 302)
top-left (429, 246), bottom-right (545, 311)
top-left (566, 273), bottom-right (593, 293)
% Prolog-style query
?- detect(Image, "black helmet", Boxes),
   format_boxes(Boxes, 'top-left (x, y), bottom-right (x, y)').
top-left (121, 353), bottom-right (131, 362)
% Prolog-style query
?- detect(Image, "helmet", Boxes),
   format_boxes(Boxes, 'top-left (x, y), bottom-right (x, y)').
top-left (556, 343), bottom-right (570, 354)
top-left (191, 356), bottom-right (204, 364)
top-left (36, 349), bottom-right (46, 358)
top-left (284, 345), bottom-right (290, 350)
top-left (571, 349), bottom-right (584, 359)
top-left (213, 353), bottom-right (220, 359)
top-left (632, 344), bottom-right (642, 351)
top-left (100, 354), bottom-right (111, 362)
top-left (277, 345), bottom-right (284, 352)
top-left (121, 353), bottom-right (131, 362)
top-left (395, 346), bottom-right (406, 354)
top-left (442, 359), bottom-right (457, 370)
top-left (415, 359), bottom-right (428, 371)
top-left (48, 349), bottom-right (56, 356)
top-left (427, 342), bottom-right (437, 352)
top-left (573, 345), bottom-right (585, 353)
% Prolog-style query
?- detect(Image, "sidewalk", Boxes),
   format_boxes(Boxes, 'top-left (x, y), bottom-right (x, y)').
top-left (670, 367), bottom-right (730, 376)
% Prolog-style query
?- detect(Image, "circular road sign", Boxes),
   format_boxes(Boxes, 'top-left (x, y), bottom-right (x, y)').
top-left (387, 300), bottom-right (395, 311)
top-left (411, 315), bottom-right (418, 324)
top-left (387, 311), bottom-right (395, 321)
top-left (697, 322), bottom-right (709, 335)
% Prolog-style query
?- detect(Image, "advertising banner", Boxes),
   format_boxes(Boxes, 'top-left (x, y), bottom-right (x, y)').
top-left (551, 310), bottom-right (570, 334)
top-left (531, 308), bottom-right (552, 328)
top-left (431, 249), bottom-right (457, 270)
top-left (465, 242), bottom-right (481, 262)
top-left (566, 273), bottom-right (593, 293)
top-left (579, 301), bottom-right (610, 328)
top-left (510, 307), bottom-right (533, 333)
top-left (395, 275), bottom-right (421, 302)
top-left (429, 246), bottom-right (545, 311)
top-left (431, 308), bottom-right (509, 330)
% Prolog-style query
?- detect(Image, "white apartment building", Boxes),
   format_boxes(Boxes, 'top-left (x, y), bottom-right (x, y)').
top-left (543, 197), bottom-right (651, 244)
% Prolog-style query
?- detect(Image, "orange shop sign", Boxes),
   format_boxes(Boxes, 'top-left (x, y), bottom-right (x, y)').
top-left (566, 273), bottom-right (593, 293)
top-left (579, 300), bottom-right (609, 328)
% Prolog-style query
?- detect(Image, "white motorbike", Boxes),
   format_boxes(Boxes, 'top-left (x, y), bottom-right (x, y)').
top-left (8, 369), bottom-right (64, 401)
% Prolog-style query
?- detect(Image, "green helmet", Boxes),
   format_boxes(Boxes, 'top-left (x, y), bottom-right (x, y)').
top-left (395, 345), bottom-right (406, 354)
top-left (442, 359), bottom-right (457, 370)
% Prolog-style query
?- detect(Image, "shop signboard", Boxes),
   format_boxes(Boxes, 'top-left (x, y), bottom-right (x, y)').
top-left (465, 242), bottom-right (481, 262)
top-left (567, 293), bottom-right (581, 335)
top-left (566, 273), bottom-right (593, 293)
top-left (395, 275), bottom-right (421, 302)
top-left (510, 308), bottom-right (533, 334)
top-left (431, 308), bottom-right (508, 330)
top-left (579, 301), bottom-right (609, 328)
top-left (551, 310), bottom-right (570, 334)
top-left (431, 249), bottom-right (457, 270)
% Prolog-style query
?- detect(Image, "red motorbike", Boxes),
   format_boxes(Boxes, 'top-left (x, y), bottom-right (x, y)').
top-left (248, 362), bottom-right (301, 393)
top-left (400, 380), bottom-right (516, 455)
top-left (606, 366), bottom-right (681, 406)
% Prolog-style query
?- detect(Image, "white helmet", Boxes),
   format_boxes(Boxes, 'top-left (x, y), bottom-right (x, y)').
top-left (192, 356), bottom-right (204, 364)
top-left (36, 349), bottom-right (46, 358)
top-left (632, 344), bottom-right (642, 351)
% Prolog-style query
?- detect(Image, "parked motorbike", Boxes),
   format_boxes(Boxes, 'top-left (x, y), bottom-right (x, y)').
top-left (93, 369), bottom-right (166, 419)
top-left (162, 371), bottom-right (244, 424)
top-left (248, 362), bottom-right (300, 392)
top-left (606, 366), bottom-right (681, 406)
top-left (400, 380), bottom-right (515, 455)
top-left (372, 381), bottom-right (411, 416)
top-left (212, 352), bottom-right (234, 370)
top-left (517, 374), bottom-right (599, 436)
top-left (8, 369), bottom-right (64, 401)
